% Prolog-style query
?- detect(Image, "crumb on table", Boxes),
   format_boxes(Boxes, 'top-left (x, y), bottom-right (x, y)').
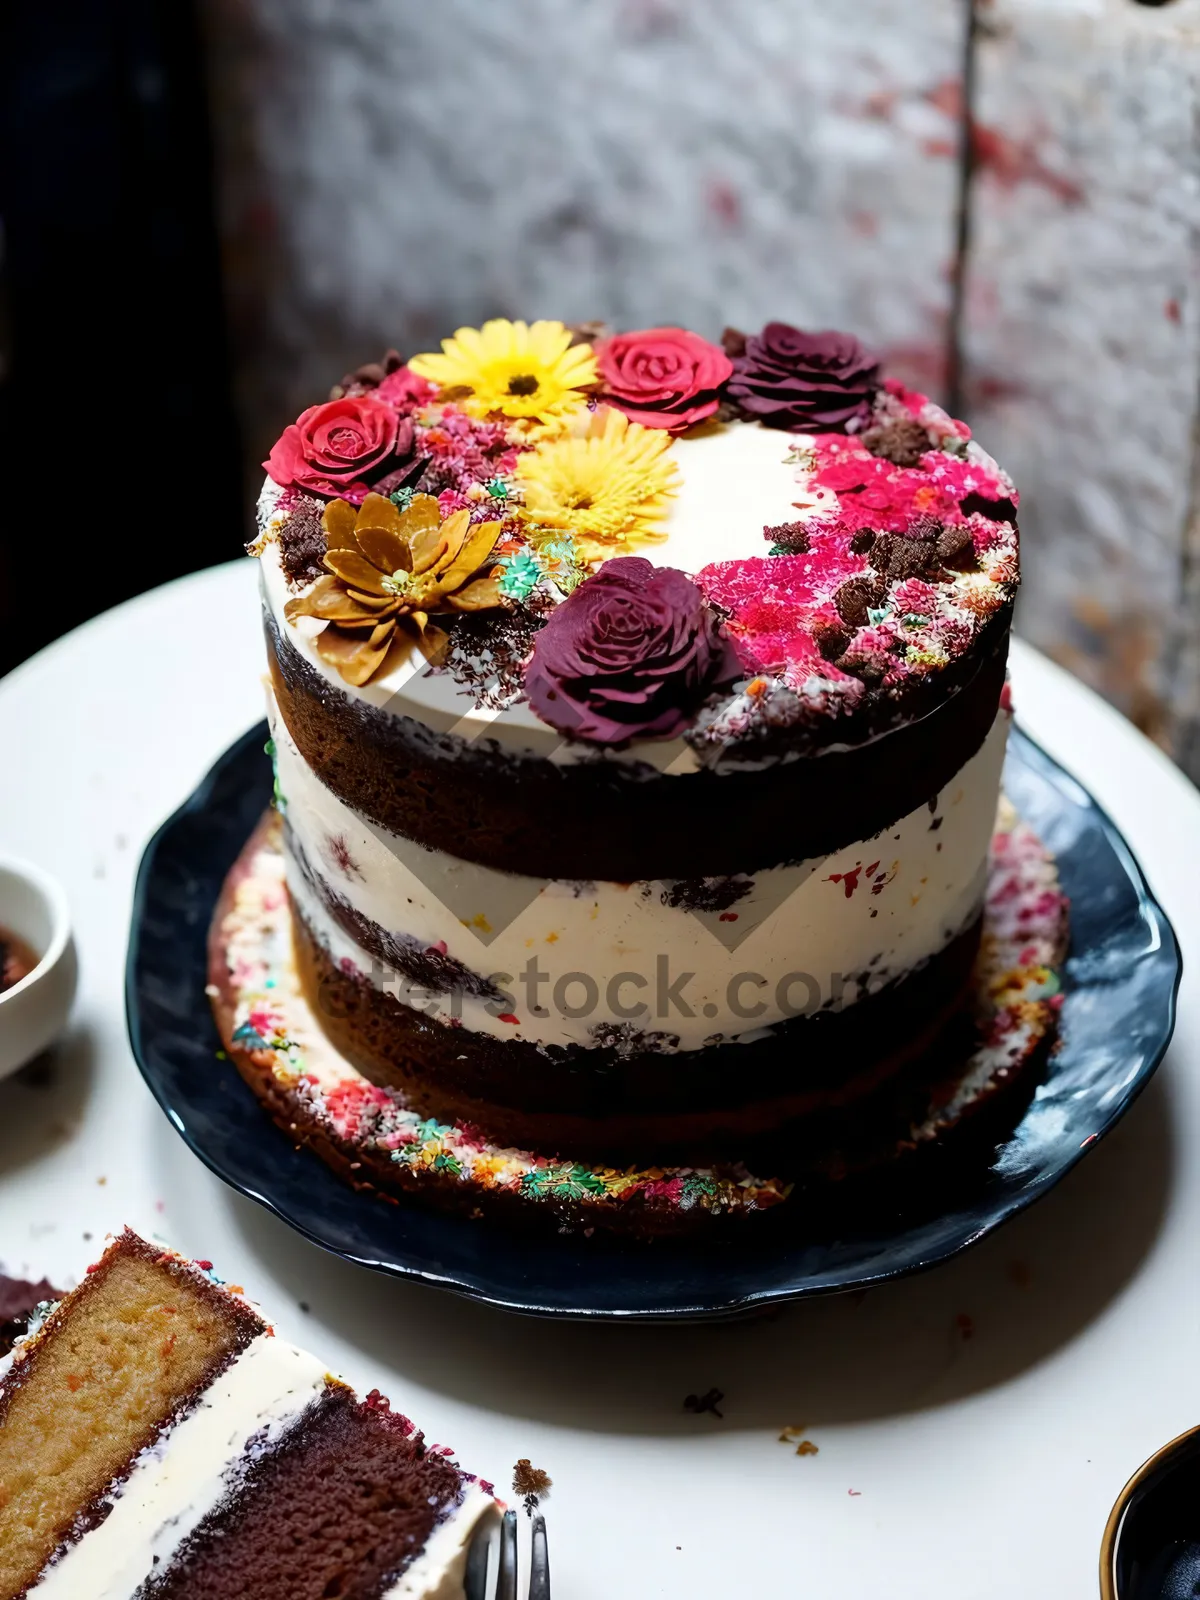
top-left (683, 1388), bottom-right (725, 1418)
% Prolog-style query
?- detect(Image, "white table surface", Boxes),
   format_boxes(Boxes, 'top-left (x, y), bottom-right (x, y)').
top-left (0, 558), bottom-right (1197, 1599)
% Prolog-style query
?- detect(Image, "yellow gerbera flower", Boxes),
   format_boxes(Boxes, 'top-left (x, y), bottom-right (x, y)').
top-left (407, 318), bottom-right (597, 423)
top-left (515, 407), bottom-right (681, 562)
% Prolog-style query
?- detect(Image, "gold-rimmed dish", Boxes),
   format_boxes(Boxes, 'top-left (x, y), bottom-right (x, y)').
top-left (1101, 1424), bottom-right (1200, 1600)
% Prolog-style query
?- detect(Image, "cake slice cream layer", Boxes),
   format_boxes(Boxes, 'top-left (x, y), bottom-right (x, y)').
top-left (272, 692), bottom-right (1009, 1051)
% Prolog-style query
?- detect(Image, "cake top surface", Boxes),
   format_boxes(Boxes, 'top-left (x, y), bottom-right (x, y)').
top-left (252, 318), bottom-right (1018, 766)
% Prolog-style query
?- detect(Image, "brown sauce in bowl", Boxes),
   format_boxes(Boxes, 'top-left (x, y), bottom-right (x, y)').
top-left (0, 929), bottom-right (39, 995)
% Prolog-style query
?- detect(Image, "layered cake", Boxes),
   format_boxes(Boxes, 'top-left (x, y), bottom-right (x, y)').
top-left (224, 317), bottom-right (1064, 1233)
top-left (0, 1230), bottom-right (496, 1598)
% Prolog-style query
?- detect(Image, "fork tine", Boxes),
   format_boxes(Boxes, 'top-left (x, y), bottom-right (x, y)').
top-left (528, 1513), bottom-right (550, 1600)
top-left (496, 1508), bottom-right (518, 1600)
top-left (465, 1517), bottom-right (491, 1600)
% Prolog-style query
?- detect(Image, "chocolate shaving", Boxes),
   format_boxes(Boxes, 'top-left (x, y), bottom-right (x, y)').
top-left (437, 609), bottom-right (546, 712)
top-left (835, 649), bottom-right (890, 685)
top-left (813, 620), bottom-right (853, 662)
top-left (587, 1022), bottom-right (681, 1057)
top-left (833, 575), bottom-right (886, 628)
top-left (763, 520), bottom-right (810, 553)
top-left (868, 532), bottom-right (939, 581)
top-left (936, 523), bottom-right (977, 569)
top-left (661, 876), bottom-right (753, 913)
top-left (862, 418), bottom-right (932, 468)
top-left (277, 496), bottom-right (329, 587)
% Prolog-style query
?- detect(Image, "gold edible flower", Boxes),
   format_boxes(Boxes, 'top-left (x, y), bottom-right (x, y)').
top-left (285, 492), bottom-right (503, 686)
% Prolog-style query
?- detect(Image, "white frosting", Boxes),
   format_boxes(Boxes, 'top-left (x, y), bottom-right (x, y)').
top-left (256, 422), bottom-right (831, 773)
top-left (26, 1330), bottom-right (491, 1600)
top-left (29, 1335), bottom-right (331, 1599)
top-left (653, 420), bottom-right (837, 571)
top-left (273, 691), bottom-right (1009, 1052)
top-left (382, 1484), bottom-right (497, 1600)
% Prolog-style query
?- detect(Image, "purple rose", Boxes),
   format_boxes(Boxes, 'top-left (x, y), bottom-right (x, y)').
top-left (727, 323), bottom-right (880, 433)
top-left (525, 557), bottom-right (738, 745)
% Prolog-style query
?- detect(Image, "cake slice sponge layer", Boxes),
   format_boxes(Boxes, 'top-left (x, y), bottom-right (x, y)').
top-left (0, 1232), bottom-right (261, 1600)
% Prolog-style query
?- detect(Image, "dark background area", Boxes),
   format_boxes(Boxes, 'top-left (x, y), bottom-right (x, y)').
top-left (0, 0), bottom-right (241, 678)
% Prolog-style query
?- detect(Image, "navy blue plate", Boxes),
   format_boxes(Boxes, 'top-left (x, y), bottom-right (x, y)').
top-left (126, 723), bottom-right (1181, 1319)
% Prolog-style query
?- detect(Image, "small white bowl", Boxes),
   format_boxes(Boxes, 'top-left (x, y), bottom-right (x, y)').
top-left (0, 855), bottom-right (78, 1081)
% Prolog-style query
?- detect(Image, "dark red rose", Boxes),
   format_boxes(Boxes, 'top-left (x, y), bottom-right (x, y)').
top-left (264, 396), bottom-right (406, 503)
top-left (525, 557), bottom-right (739, 745)
top-left (597, 327), bottom-right (733, 433)
top-left (728, 323), bottom-right (880, 433)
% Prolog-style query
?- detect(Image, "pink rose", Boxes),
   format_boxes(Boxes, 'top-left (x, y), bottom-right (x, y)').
top-left (264, 395), bottom-right (403, 503)
top-left (597, 327), bottom-right (733, 433)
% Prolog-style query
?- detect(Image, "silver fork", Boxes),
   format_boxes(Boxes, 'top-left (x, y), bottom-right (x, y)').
top-left (466, 1509), bottom-right (550, 1600)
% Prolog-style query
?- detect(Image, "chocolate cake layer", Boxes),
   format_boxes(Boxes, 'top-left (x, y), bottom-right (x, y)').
top-left (267, 609), bottom-right (1010, 881)
top-left (292, 898), bottom-right (983, 1165)
top-left (138, 1387), bottom-right (465, 1600)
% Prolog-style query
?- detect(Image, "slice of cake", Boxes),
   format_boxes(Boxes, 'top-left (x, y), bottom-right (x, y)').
top-left (0, 1231), bottom-right (496, 1599)
top-left (224, 316), bottom-right (1057, 1231)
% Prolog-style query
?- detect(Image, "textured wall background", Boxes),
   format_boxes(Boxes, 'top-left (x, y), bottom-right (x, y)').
top-left (204, 0), bottom-right (967, 456)
top-left (965, 0), bottom-right (1200, 763)
top-left (202, 0), bottom-right (1200, 777)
